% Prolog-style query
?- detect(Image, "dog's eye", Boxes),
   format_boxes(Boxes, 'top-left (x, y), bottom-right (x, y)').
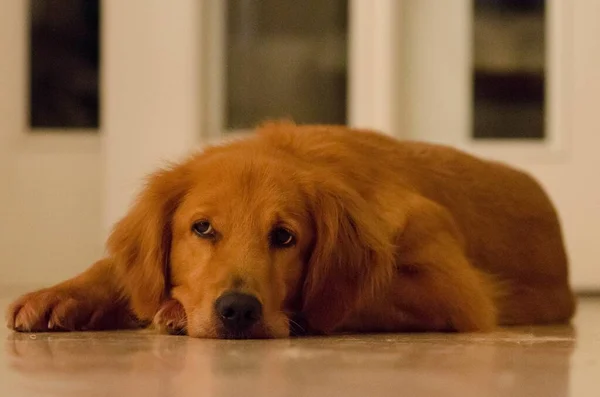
top-left (192, 220), bottom-right (214, 238)
top-left (270, 227), bottom-right (296, 248)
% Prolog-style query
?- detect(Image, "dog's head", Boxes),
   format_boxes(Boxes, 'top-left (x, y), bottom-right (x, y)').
top-left (108, 127), bottom-right (394, 338)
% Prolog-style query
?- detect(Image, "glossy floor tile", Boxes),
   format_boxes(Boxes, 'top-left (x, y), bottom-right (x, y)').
top-left (1, 288), bottom-right (598, 397)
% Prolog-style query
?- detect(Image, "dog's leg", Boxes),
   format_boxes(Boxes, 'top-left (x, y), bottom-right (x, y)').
top-left (152, 298), bottom-right (187, 335)
top-left (391, 199), bottom-right (499, 332)
top-left (6, 258), bottom-right (142, 332)
top-left (392, 253), bottom-right (499, 332)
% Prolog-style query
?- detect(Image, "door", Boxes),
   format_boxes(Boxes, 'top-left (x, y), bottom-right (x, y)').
top-left (0, 0), bottom-right (103, 286)
top-left (398, 0), bottom-right (600, 291)
top-left (0, 0), bottom-right (207, 286)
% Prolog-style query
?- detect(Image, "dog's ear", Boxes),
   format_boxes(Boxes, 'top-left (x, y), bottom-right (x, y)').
top-left (107, 163), bottom-right (192, 321)
top-left (301, 179), bottom-right (395, 333)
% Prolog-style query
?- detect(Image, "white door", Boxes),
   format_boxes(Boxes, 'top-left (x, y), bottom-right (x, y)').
top-left (0, 0), bottom-right (207, 286)
top-left (398, 0), bottom-right (600, 291)
top-left (0, 1), bottom-right (103, 286)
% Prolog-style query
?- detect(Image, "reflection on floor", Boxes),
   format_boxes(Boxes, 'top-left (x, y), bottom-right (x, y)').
top-left (1, 289), bottom-right (598, 397)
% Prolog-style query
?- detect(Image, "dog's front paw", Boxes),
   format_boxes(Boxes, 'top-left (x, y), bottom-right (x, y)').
top-left (7, 288), bottom-right (114, 332)
top-left (153, 299), bottom-right (187, 335)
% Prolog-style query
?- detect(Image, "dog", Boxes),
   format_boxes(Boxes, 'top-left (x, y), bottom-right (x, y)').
top-left (6, 122), bottom-right (576, 338)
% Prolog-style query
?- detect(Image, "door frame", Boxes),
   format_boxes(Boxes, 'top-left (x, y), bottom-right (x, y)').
top-left (102, 0), bottom-right (204, 233)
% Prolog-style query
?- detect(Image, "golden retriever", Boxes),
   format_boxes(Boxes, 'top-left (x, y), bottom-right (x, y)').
top-left (6, 122), bottom-right (576, 338)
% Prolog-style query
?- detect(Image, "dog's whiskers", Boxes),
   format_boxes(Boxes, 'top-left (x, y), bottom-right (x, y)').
top-left (288, 316), bottom-right (307, 336)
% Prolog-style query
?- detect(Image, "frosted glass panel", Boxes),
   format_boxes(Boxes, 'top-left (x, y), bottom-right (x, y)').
top-left (29, 0), bottom-right (100, 129)
top-left (473, 0), bottom-right (545, 139)
top-left (226, 0), bottom-right (347, 130)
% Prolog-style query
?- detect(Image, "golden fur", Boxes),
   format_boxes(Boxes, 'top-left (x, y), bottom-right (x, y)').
top-left (6, 122), bottom-right (576, 338)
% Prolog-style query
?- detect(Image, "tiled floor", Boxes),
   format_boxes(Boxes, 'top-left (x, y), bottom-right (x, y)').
top-left (1, 289), bottom-right (598, 397)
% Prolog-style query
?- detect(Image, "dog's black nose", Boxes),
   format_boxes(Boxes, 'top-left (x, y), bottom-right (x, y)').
top-left (215, 292), bottom-right (262, 332)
